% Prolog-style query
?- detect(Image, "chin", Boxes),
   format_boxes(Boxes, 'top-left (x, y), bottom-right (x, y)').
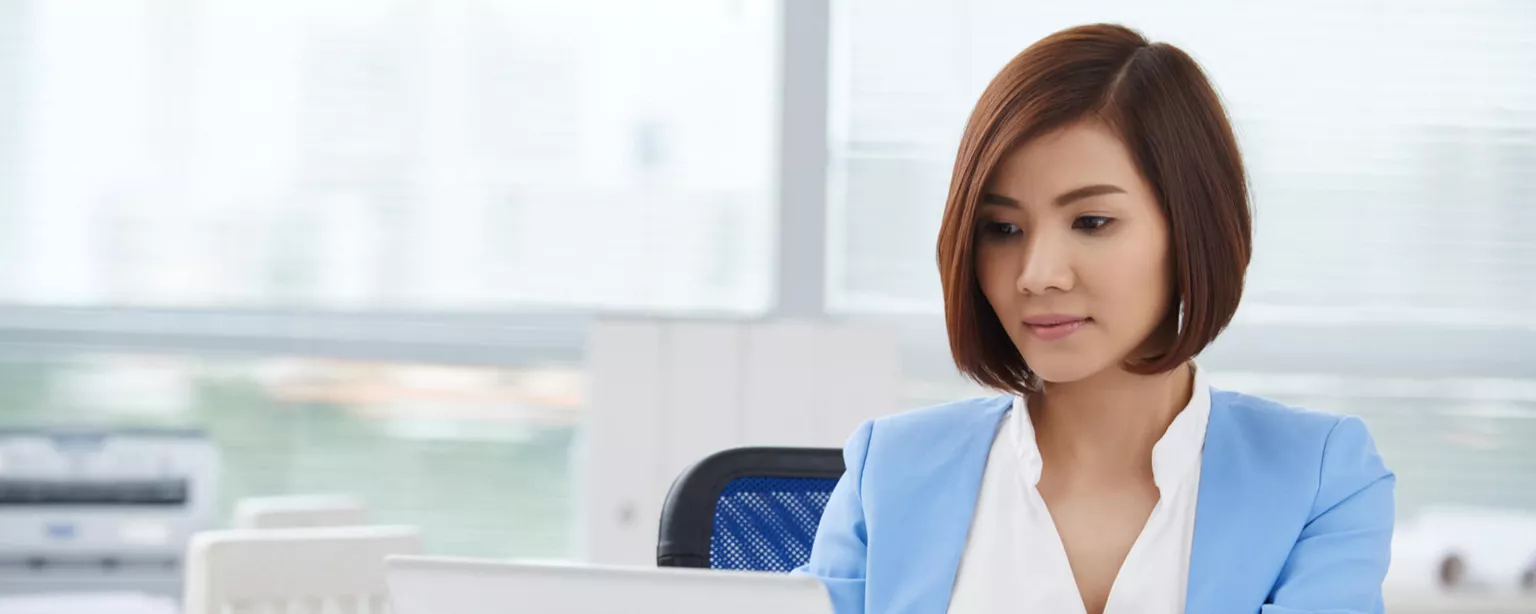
top-left (1021, 354), bottom-right (1114, 385)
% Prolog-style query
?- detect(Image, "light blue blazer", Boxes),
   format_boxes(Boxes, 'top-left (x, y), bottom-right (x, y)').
top-left (799, 388), bottom-right (1395, 614)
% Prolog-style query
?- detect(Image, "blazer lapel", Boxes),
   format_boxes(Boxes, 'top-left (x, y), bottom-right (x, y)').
top-left (1185, 390), bottom-right (1279, 614)
top-left (873, 397), bottom-right (1010, 614)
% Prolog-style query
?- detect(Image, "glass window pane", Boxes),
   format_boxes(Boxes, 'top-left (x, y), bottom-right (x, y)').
top-left (0, 352), bottom-right (580, 558)
top-left (0, 0), bottom-right (779, 313)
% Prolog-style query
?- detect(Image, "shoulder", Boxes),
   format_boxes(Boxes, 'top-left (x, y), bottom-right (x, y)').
top-left (874, 394), bottom-right (1014, 430)
top-left (1213, 387), bottom-right (1379, 453)
top-left (1214, 387), bottom-right (1346, 441)
top-left (1212, 388), bottom-right (1392, 514)
top-left (864, 395), bottom-right (1012, 450)
top-left (835, 395), bottom-right (1010, 476)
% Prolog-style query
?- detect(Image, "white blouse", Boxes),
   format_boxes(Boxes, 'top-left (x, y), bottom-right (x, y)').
top-left (946, 367), bottom-right (1212, 614)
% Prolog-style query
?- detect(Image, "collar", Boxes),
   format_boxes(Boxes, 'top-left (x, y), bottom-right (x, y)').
top-left (1008, 364), bottom-right (1212, 494)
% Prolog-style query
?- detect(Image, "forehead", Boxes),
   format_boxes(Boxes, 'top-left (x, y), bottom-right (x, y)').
top-left (986, 119), bottom-right (1144, 197)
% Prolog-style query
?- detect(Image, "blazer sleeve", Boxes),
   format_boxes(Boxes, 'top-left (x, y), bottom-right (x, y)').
top-left (795, 419), bottom-right (874, 614)
top-left (1263, 416), bottom-right (1396, 614)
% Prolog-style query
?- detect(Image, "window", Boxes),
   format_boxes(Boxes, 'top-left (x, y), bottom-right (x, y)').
top-left (0, 0), bottom-right (782, 561)
top-left (0, 351), bottom-right (579, 557)
top-left (0, 0), bottom-right (779, 313)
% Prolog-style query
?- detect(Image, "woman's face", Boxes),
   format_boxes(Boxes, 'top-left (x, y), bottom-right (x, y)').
top-left (975, 118), bottom-right (1174, 384)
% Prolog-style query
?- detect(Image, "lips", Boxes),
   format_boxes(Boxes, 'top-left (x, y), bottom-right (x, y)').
top-left (1022, 314), bottom-right (1087, 327)
top-left (1022, 315), bottom-right (1090, 341)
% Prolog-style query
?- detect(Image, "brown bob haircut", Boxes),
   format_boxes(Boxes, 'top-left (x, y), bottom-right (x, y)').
top-left (937, 24), bottom-right (1252, 394)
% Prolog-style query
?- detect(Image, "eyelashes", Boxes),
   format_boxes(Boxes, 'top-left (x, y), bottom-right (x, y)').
top-left (977, 216), bottom-right (1117, 241)
top-left (979, 221), bottom-right (1022, 239)
top-left (1072, 215), bottom-right (1114, 232)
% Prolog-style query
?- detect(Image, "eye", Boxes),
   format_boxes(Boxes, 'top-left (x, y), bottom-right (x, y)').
top-left (1072, 215), bottom-right (1115, 232)
top-left (979, 221), bottom-right (1022, 239)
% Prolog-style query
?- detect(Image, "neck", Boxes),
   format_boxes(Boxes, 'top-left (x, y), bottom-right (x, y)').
top-left (1027, 361), bottom-right (1195, 475)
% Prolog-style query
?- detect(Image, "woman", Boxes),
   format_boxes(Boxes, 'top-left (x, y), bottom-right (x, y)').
top-left (799, 24), bottom-right (1394, 614)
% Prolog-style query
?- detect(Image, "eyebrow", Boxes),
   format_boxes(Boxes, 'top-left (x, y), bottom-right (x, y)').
top-left (980, 184), bottom-right (1128, 208)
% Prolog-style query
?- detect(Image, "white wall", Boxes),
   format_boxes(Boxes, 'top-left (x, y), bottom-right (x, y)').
top-left (579, 317), bottom-right (899, 565)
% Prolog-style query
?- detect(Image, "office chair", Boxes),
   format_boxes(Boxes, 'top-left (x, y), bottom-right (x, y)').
top-left (657, 447), bottom-right (844, 572)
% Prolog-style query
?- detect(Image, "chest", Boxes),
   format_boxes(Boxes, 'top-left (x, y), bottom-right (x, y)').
top-left (945, 448), bottom-right (1203, 614)
top-left (1039, 480), bottom-right (1161, 614)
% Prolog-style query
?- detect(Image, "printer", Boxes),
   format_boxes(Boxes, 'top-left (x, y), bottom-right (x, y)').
top-left (0, 428), bottom-right (218, 598)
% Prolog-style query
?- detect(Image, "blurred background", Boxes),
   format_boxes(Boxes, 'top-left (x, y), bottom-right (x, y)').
top-left (0, 0), bottom-right (1533, 608)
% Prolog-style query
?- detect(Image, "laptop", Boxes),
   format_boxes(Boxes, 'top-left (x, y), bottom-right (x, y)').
top-left (384, 555), bottom-right (835, 614)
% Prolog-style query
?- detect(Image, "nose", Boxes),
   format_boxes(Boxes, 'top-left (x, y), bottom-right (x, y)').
top-left (1014, 230), bottom-right (1074, 296)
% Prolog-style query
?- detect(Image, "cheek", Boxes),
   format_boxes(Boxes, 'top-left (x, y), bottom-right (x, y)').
top-left (974, 246), bottom-right (1019, 311)
top-left (1089, 232), bottom-right (1172, 321)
